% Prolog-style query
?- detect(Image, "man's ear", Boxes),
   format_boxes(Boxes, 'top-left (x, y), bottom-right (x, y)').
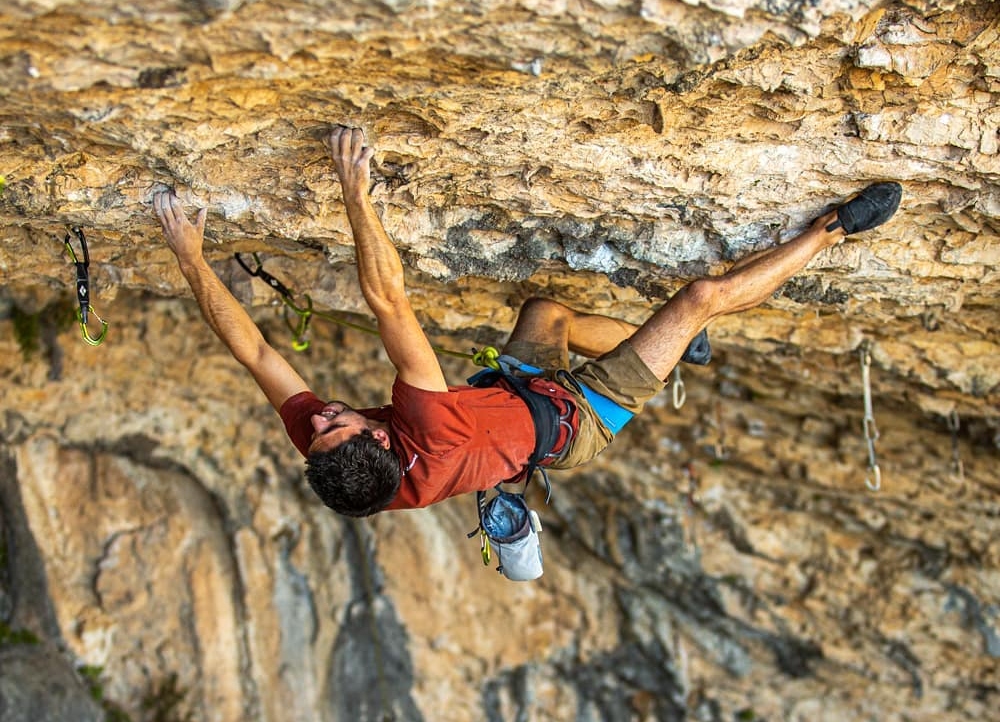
top-left (371, 428), bottom-right (391, 449)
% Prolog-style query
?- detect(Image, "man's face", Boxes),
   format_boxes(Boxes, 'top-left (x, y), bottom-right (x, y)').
top-left (308, 401), bottom-right (373, 454)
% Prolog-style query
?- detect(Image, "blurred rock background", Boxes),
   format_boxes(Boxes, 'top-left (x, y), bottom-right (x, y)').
top-left (1, 1), bottom-right (998, 720)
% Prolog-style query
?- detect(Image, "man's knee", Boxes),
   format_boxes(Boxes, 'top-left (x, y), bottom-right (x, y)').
top-left (509, 297), bottom-right (572, 346)
top-left (517, 297), bottom-right (570, 325)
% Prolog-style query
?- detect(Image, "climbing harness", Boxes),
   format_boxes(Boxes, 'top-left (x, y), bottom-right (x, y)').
top-left (947, 410), bottom-right (964, 482)
top-left (234, 252), bottom-right (477, 361)
top-left (63, 227), bottom-right (108, 346)
top-left (672, 366), bottom-right (686, 409)
top-left (465, 354), bottom-right (579, 580)
top-left (468, 355), bottom-right (570, 482)
top-left (859, 341), bottom-right (881, 491)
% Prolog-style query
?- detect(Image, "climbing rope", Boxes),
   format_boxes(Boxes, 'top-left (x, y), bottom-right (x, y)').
top-left (234, 252), bottom-right (501, 368)
top-left (63, 227), bottom-right (108, 346)
top-left (859, 341), bottom-right (881, 491)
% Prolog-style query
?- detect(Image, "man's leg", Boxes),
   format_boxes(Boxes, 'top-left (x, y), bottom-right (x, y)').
top-left (504, 212), bottom-right (837, 368)
top-left (629, 212), bottom-right (844, 380)
top-left (505, 297), bottom-right (638, 360)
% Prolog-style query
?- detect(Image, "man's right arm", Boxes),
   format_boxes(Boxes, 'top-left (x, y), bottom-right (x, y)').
top-left (153, 191), bottom-right (310, 412)
top-left (328, 127), bottom-right (449, 393)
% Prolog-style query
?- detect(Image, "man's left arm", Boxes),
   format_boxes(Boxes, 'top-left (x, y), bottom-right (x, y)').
top-left (153, 191), bottom-right (312, 412)
top-left (329, 126), bottom-right (448, 393)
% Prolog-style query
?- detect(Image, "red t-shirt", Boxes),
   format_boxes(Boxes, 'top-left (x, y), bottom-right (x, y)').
top-left (279, 377), bottom-right (575, 510)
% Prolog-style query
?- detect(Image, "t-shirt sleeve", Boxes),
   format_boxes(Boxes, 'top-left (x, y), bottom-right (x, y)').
top-left (391, 377), bottom-right (473, 455)
top-left (278, 391), bottom-right (326, 457)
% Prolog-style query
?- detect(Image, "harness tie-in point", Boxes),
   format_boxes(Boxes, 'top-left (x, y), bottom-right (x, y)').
top-left (472, 346), bottom-right (501, 370)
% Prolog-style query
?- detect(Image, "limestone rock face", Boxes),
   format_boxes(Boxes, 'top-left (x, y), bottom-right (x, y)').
top-left (1, 1), bottom-right (998, 721)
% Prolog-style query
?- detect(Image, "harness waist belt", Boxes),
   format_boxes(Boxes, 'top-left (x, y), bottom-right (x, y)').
top-left (500, 377), bottom-right (571, 465)
top-left (468, 366), bottom-right (574, 472)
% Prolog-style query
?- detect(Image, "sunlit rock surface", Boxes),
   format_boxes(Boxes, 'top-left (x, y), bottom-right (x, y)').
top-left (1, 1), bottom-right (998, 721)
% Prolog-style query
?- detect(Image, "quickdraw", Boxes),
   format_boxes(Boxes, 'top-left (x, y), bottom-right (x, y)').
top-left (63, 227), bottom-right (108, 346)
top-left (234, 252), bottom-right (482, 363)
top-left (859, 341), bottom-right (881, 491)
top-left (234, 252), bottom-right (312, 350)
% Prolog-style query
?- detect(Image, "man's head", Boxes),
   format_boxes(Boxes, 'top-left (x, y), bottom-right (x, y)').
top-left (305, 402), bottom-right (401, 516)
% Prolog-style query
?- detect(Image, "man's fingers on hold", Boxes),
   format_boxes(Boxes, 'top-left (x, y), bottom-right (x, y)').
top-left (350, 128), bottom-right (366, 155)
top-left (168, 193), bottom-right (186, 223)
top-left (153, 193), bottom-right (168, 223)
top-left (341, 127), bottom-right (358, 154)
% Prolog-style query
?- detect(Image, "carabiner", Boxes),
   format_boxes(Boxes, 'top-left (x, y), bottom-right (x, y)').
top-left (480, 530), bottom-right (492, 565)
top-left (672, 366), bottom-right (686, 409)
top-left (859, 341), bottom-right (881, 492)
top-left (865, 464), bottom-right (882, 492)
top-left (78, 305), bottom-right (109, 346)
top-left (235, 253), bottom-right (314, 351)
top-left (234, 252), bottom-right (295, 299)
top-left (285, 293), bottom-right (314, 351)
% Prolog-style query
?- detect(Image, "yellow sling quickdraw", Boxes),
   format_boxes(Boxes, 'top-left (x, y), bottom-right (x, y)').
top-left (63, 227), bottom-right (108, 346)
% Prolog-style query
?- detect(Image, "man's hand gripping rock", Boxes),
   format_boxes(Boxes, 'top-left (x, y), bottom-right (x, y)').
top-left (328, 126), bottom-right (375, 202)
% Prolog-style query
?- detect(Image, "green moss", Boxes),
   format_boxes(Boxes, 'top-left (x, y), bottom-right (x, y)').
top-left (102, 702), bottom-right (132, 722)
top-left (79, 665), bottom-right (106, 702)
top-left (142, 673), bottom-right (193, 722)
top-left (0, 622), bottom-right (40, 646)
top-left (11, 305), bottom-right (41, 360)
top-left (79, 665), bottom-right (134, 722)
top-left (79, 668), bottom-right (192, 722)
top-left (10, 299), bottom-right (78, 360)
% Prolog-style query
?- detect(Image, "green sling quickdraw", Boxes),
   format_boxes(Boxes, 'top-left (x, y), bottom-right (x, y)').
top-left (234, 252), bottom-right (315, 350)
top-left (63, 227), bottom-right (108, 346)
top-left (234, 252), bottom-right (491, 364)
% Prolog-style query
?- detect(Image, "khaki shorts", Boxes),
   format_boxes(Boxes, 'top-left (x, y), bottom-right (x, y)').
top-left (500, 339), bottom-right (664, 469)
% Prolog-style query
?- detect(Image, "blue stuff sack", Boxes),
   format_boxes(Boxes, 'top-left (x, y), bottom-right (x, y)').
top-left (481, 491), bottom-right (543, 581)
top-left (577, 383), bottom-right (635, 435)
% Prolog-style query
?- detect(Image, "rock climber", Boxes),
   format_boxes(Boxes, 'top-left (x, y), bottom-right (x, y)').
top-left (153, 126), bottom-right (902, 518)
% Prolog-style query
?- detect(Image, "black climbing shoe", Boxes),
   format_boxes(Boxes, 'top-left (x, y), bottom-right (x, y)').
top-left (825, 182), bottom-right (902, 235)
top-left (681, 328), bottom-right (711, 366)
